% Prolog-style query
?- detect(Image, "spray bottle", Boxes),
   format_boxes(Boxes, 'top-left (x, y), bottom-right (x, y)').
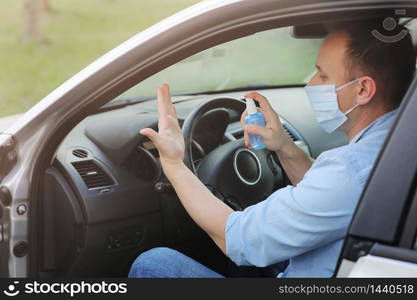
top-left (244, 98), bottom-right (266, 150)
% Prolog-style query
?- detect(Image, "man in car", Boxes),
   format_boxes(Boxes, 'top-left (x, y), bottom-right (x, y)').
top-left (128, 20), bottom-right (416, 277)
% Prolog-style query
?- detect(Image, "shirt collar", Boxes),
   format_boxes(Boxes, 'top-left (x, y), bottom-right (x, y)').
top-left (349, 108), bottom-right (399, 144)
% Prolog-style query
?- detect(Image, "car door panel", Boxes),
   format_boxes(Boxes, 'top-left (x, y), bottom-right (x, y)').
top-left (348, 255), bottom-right (417, 277)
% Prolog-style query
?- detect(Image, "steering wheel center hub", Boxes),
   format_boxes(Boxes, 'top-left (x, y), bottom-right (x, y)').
top-left (233, 148), bottom-right (261, 185)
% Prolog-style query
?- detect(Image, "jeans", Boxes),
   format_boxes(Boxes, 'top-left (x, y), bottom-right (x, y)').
top-left (128, 247), bottom-right (288, 278)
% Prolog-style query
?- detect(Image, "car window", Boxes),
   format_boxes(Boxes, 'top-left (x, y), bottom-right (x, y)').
top-left (112, 26), bottom-right (322, 101)
top-left (405, 18), bottom-right (417, 45)
top-left (404, 18), bottom-right (417, 66)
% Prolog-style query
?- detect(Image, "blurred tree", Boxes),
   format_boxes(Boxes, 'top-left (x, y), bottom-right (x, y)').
top-left (43, 0), bottom-right (50, 12)
top-left (22, 0), bottom-right (46, 44)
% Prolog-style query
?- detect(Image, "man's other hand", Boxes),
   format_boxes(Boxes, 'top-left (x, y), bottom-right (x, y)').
top-left (139, 84), bottom-right (185, 168)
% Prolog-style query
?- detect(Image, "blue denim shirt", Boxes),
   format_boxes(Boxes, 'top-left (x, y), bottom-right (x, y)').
top-left (225, 109), bottom-right (398, 277)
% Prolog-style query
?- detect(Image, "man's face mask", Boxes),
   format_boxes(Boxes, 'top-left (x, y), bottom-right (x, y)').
top-left (304, 78), bottom-right (360, 133)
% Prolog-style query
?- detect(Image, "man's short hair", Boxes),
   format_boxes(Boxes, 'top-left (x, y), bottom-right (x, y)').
top-left (329, 19), bottom-right (416, 108)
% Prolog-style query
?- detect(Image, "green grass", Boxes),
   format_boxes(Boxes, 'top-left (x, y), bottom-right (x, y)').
top-left (0, 0), bottom-right (200, 117)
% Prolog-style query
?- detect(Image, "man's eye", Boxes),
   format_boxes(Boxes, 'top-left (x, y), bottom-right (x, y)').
top-left (320, 75), bottom-right (327, 80)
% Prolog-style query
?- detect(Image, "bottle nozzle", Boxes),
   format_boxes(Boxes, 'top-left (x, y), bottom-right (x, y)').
top-left (245, 98), bottom-right (258, 115)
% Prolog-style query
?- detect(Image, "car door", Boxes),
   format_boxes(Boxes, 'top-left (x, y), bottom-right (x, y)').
top-left (2, 0), bottom-right (417, 278)
top-left (335, 72), bottom-right (417, 277)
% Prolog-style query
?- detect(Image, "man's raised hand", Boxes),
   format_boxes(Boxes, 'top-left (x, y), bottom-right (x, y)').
top-left (139, 84), bottom-right (185, 167)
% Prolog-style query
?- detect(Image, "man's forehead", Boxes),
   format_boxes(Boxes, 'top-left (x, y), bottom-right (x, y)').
top-left (316, 31), bottom-right (349, 70)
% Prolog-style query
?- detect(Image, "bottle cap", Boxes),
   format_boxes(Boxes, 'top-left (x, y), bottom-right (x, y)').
top-left (245, 98), bottom-right (258, 115)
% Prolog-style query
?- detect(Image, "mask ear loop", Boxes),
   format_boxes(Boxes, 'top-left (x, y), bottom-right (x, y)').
top-left (344, 103), bottom-right (360, 115)
top-left (336, 77), bottom-right (362, 115)
top-left (336, 78), bottom-right (360, 116)
top-left (335, 78), bottom-right (360, 91)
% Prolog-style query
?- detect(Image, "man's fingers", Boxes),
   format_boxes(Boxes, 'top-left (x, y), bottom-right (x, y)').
top-left (244, 92), bottom-right (272, 109)
top-left (244, 92), bottom-right (277, 122)
top-left (156, 84), bottom-right (169, 116)
top-left (157, 83), bottom-right (175, 119)
top-left (243, 131), bottom-right (250, 148)
top-left (139, 128), bottom-right (160, 146)
top-left (240, 108), bottom-right (262, 124)
top-left (243, 124), bottom-right (267, 138)
top-left (240, 110), bottom-right (250, 147)
top-left (240, 110), bottom-right (248, 126)
top-left (172, 105), bottom-right (178, 119)
top-left (167, 114), bottom-right (181, 128)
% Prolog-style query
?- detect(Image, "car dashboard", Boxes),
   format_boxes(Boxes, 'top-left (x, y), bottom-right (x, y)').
top-left (41, 87), bottom-right (348, 277)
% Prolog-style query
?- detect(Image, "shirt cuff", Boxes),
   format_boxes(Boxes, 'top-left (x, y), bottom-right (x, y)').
top-left (225, 210), bottom-right (247, 265)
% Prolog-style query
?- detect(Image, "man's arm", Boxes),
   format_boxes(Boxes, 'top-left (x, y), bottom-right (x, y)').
top-left (274, 140), bottom-right (314, 185)
top-left (139, 84), bottom-right (232, 255)
top-left (242, 92), bottom-right (314, 185)
top-left (163, 161), bottom-right (233, 254)
top-left (225, 154), bottom-right (360, 267)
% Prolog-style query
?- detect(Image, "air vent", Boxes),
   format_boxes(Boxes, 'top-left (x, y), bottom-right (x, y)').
top-left (282, 124), bottom-right (298, 141)
top-left (72, 160), bottom-right (114, 189)
top-left (72, 149), bottom-right (88, 158)
top-left (232, 131), bottom-right (244, 140)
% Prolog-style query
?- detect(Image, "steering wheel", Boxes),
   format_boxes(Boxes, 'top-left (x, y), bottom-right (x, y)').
top-left (181, 97), bottom-right (285, 210)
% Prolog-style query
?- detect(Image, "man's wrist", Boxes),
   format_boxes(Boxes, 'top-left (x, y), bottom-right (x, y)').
top-left (161, 159), bottom-right (187, 176)
top-left (275, 136), bottom-right (296, 159)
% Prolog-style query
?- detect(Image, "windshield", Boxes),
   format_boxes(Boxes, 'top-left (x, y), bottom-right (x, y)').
top-left (112, 26), bottom-right (322, 102)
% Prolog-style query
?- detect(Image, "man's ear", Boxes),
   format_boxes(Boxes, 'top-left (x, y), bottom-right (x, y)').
top-left (357, 76), bottom-right (376, 105)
